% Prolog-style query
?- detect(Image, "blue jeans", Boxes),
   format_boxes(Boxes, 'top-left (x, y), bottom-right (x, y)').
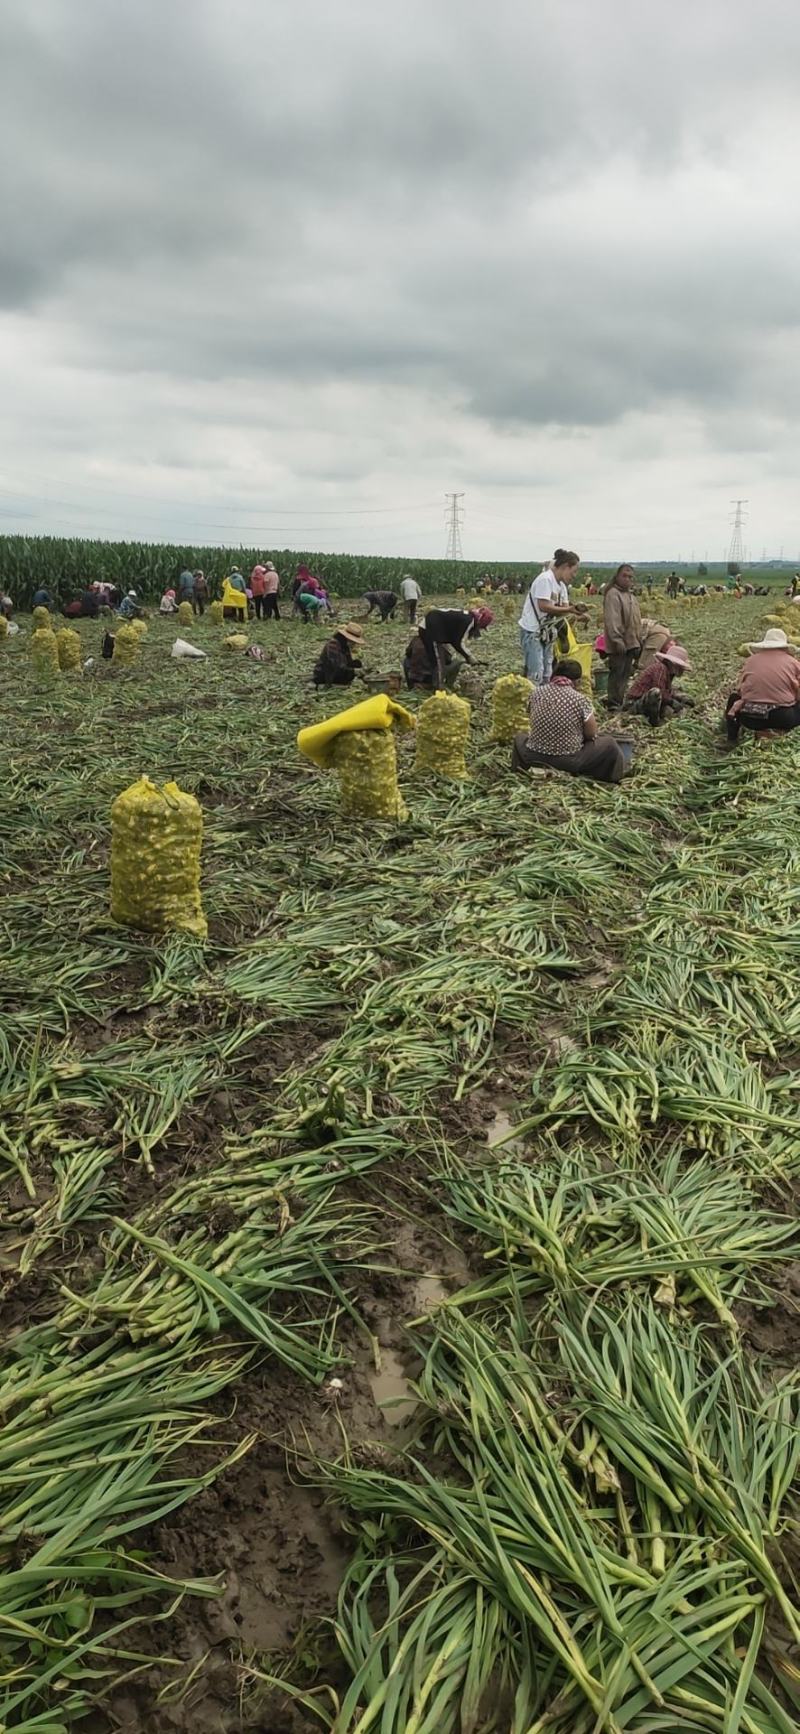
top-left (520, 628), bottom-right (553, 684)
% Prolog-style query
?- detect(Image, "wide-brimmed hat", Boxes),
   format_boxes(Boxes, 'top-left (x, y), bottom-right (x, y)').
top-left (338, 622), bottom-right (365, 644)
top-left (747, 627), bottom-right (798, 652)
top-left (655, 642), bottom-right (691, 670)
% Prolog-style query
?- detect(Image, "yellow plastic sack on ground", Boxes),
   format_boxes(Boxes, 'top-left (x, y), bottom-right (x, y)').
top-left (297, 694), bottom-right (415, 769)
top-left (56, 627), bottom-right (81, 671)
top-left (32, 606), bottom-right (51, 630)
top-left (491, 673), bottom-right (533, 741)
top-left (177, 600), bottom-right (194, 625)
top-left (111, 776), bottom-right (207, 939)
top-left (331, 729), bottom-right (408, 820)
top-left (114, 623), bottom-right (141, 666)
top-left (209, 600), bottom-right (224, 624)
top-left (222, 581), bottom-right (247, 617)
top-left (30, 627), bottom-right (59, 683)
top-left (414, 691), bottom-right (471, 778)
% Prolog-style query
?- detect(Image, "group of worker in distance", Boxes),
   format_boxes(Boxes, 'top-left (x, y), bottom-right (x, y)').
top-left (310, 548), bottom-right (800, 788)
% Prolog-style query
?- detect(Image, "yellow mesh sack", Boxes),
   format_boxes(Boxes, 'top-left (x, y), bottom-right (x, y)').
top-left (111, 776), bottom-right (207, 939)
top-left (222, 581), bottom-right (247, 617)
top-left (177, 601), bottom-right (194, 625)
top-left (330, 729), bottom-right (408, 820)
top-left (0, 615), bottom-right (8, 641)
top-left (30, 627), bottom-right (59, 683)
top-left (32, 606), bottom-right (51, 629)
top-left (414, 691), bottom-right (471, 779)
top-left (491, 673), bottom-right (533, 741)
top-left (130, 618), bottom-right (148, 639)
top-left (114, 624), bottom-right (141, 666)
top-left (209, 600), bottom-right (224, 625)
top-left (56, 627), bottom-right (81, 671)
top-left (225, 632), bottom-right (248, 651)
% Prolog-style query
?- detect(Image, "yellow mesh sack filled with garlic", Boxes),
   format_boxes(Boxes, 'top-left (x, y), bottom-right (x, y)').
top-left (414, 690), bottom-right (471, 779)
top-left (111, 776), bottom-right (207, 939)
top-left (490, 673), bottom-right (533, 742)
top-left (330, 728), bottom-right (408, 820)
top-left (114, 623), bottom-right (141, 666)
top-left (30, 627), bottom-right (59, 683)
top-left (56, 627), bottom-right (82, 671)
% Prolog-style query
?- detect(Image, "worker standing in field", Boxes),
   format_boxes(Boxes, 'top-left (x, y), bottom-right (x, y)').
top-left (511, 660), bottom-right (624, 783)
top-left (362, 588), bottom-right (398, 621)
top-left (725, 628), bottom-right (800, 742)
top-left (178, 567), bottom-right (195, 605)
top-left (263, 562), bottom-right (280, 619)
top-left (518, 550), bottom-right (583, 684)
top-left (250, 562), bottom-right (268, 619)
top-left (399, 573), bottom-right (422, 624)
top-left (603, 564), bottom-right (642, 708)
top-left (192, 570), bottom-right (209, 615)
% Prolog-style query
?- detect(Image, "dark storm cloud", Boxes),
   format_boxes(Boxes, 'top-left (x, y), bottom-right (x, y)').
top-left (1, 0), bottom-right (800, 556)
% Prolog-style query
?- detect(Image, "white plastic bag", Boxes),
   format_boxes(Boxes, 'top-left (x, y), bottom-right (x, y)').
top-left (171, 638), bottom-right (207, 660)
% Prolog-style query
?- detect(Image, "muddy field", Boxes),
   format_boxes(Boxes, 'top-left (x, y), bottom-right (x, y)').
top-left (2, 591), bottom-right (799, 1732)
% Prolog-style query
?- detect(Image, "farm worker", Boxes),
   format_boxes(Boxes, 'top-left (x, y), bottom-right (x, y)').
top-left (79, 588), bottom-right (100, 618)
top-left (403, 629), bottom-right (456, 689)
top-left (296, 589), bottom-right (326, 622)
top-left (637, 619), bottom-right (673, 670)
top-left (178, 567), bottom-right (195, 602)
top-left (603, 564), bottom-right (642, 708)
top-left (250, 563), bottom-right (268, 619)
top-left (192, 570), bottom-right (209, 615)
top-left (791, 574), bottom-right (800, 598)
top-left (0, 591), bottom-right (12, 618)
top-left (159, 587), bottom-right (178, 614)
top-left (420, 606), bottom-right (493, 688)
top-left (399, 573), bottom-right (422, 624)
top-left (518, 549), bottom-right (582, 685)
top-left (118, 590), bottom-right (141, 619)
top-left (724, 628), bottom-right (800, 742)
top-left (227, 566), bottom-right (247, 594)
top-left (262, 562), bottom-right (280, 619)
top-left (625, 643), bottom-right (693, 725)
top-left (32, 586), bottom-right (54, 610)
top-left (312, 622), bottom-right (365, 687)
top-left (511, 659), bottom-right (625, 784)
top-left (362, 589), bottom-right (398, 621)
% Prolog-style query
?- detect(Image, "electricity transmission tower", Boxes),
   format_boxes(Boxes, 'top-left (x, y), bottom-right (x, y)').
top-left (444, 493), bottom-right (464, 560)
top-left (728, 499), bottom-right (748, 567)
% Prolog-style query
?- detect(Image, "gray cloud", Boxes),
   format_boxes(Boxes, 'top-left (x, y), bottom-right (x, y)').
top-left (0, 0), bottom-right (799, 557)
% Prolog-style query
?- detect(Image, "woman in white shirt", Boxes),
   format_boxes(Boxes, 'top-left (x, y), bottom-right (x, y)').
top-left (518, 549), bottom-right (581, 683)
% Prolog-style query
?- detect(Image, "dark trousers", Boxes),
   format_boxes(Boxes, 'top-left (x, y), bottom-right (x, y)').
top-left (511, 731), bottom-right (624, 784)
top-left (725, 694), bottom-right (800, 741)
top-left (607, 649), bottom-right (638, 707)
top-left (406, 600), bottom-right (417, 624)
top-left (193, 596), bottom-right (206, 615)
top-left (316, 668), bottom-right (356, 689)
top-left (253, 595), bottom-right (266, 618)
top-left (264, 594), bottom-right (280, 619)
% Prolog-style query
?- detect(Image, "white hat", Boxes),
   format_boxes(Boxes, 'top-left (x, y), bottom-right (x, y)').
top-left (746, 627), bottom-right (798, 652)
top-left (127, 589), bottom-right (137, 599)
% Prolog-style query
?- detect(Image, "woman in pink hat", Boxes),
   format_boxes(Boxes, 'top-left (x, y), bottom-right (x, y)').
top-left (624, 643), bottom-right (693, 725)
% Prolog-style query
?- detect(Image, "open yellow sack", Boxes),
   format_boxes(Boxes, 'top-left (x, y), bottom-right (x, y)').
top-left (297, 694), bottom-right (415, 769)
top-left (111, 776), bottom-right (207, 939)
top-left (222, 581), bottom-right (247, 617)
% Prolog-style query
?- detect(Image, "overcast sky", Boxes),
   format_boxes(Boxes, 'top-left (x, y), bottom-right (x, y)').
top-left (1, 0), bottom-right (798, 563)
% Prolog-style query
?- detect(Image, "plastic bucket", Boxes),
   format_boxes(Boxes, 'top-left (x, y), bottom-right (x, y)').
top-left (612, 733), bottom-right (635, 774)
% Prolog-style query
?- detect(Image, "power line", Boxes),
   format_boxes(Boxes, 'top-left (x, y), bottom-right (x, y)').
top-left (445, 492), bottom-right (464, 561)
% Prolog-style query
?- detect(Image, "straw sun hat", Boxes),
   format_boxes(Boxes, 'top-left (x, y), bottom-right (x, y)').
top-left (746, 627), bottom-right (799, 653)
